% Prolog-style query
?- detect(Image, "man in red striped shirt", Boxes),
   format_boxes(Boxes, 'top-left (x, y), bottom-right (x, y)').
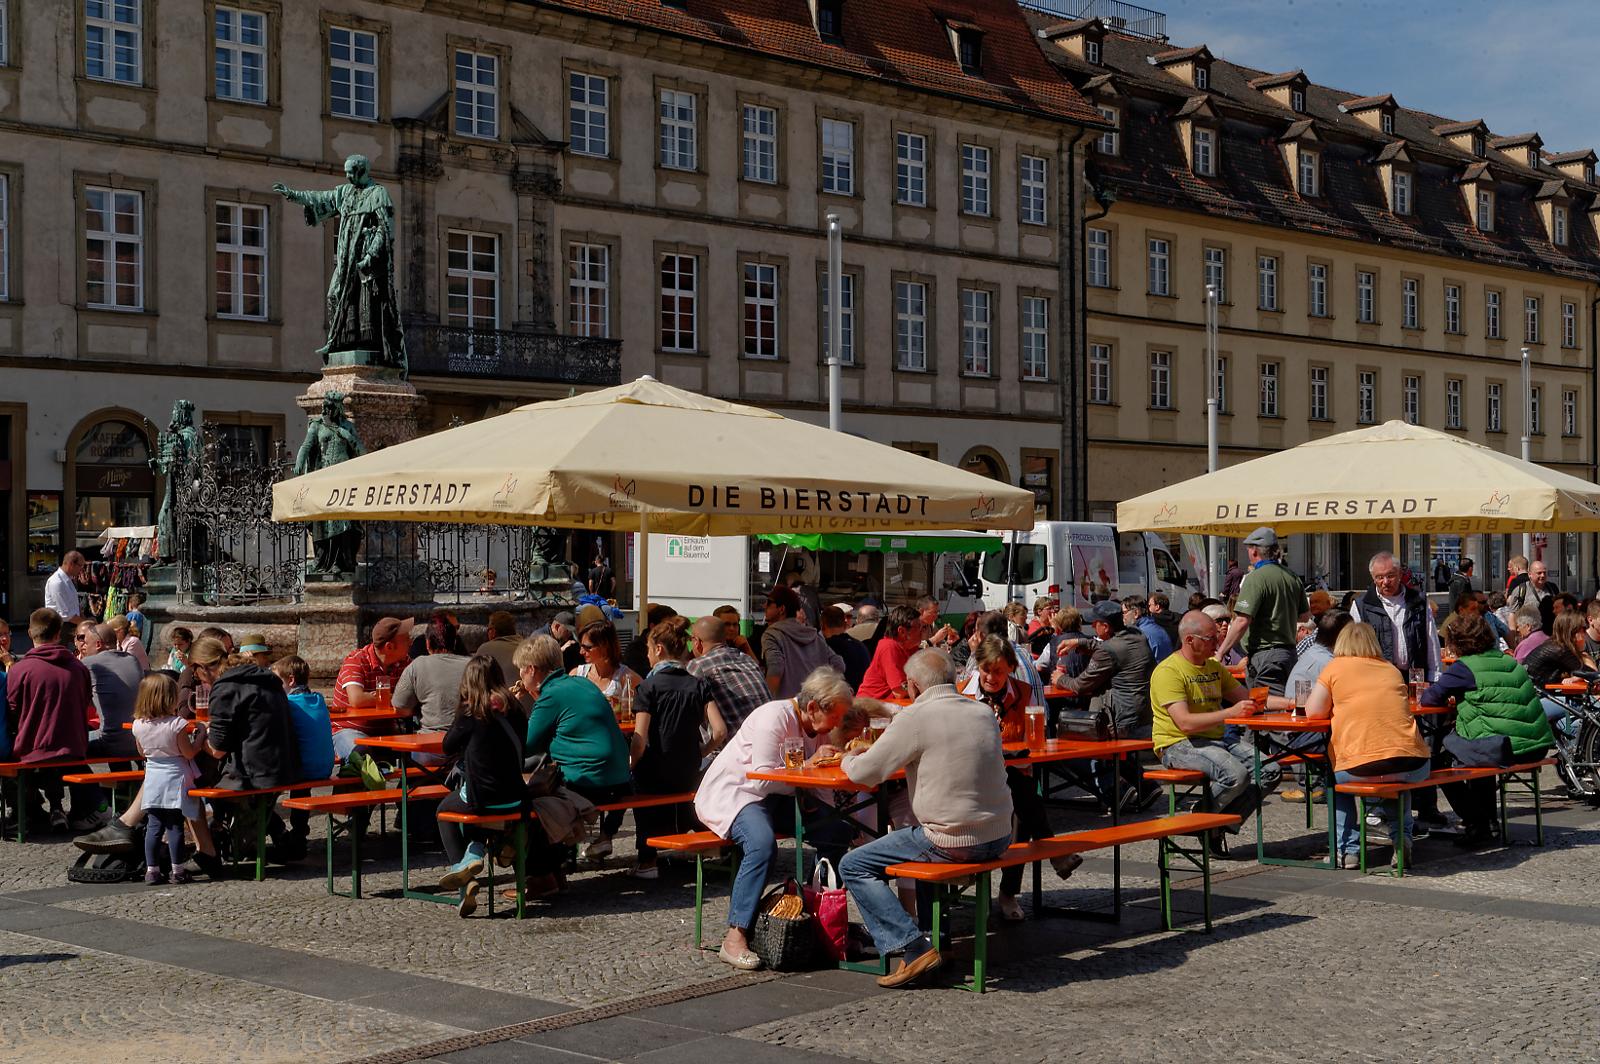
top-left (330, 616), bottom-right (413, 761)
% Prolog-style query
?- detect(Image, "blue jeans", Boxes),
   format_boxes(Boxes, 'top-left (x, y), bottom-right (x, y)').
top-left (1541, 697), bottom-right (1570, 729)
top-left (725, 794), bottom-right (850, 933)
top-left (839, 826), bottom-right (1012, 956)
top-left (331, 728), bottom-right (370, 762)
top-left (1333, 762), bottom-right (1430, 856)
top-left (1160, 737), bottom-right (1282, 810)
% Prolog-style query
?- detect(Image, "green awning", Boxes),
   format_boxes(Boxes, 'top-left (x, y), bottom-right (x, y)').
top-left (757, 532), bottom-right (1003, 554)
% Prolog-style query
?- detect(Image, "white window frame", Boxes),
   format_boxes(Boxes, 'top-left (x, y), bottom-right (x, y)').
top-left (445, 229), bottom-right (498, 331)
top-left (1021, 296), bottom-right (1049, 381)
top-left (1358, 370), bottom-right (1376, 424)
top-left (1309, 366), bottom-right (1328, 420)
top-left (1392, 171), bottom-right (1411, 215)
top-left (1381, 111), bottom-right (1394, 135)
top-left (1564, 389), bottom-right (1578, 436)
top-left (1019, 155), bottom-right (1048, 226)
top-left (1487, 382), bottom-right (1502, 432)
top-left (85, 0), bottom-right (143, 85)
top-left (1192, 127), bottom-right (1215, 176)
top-left (1147, 238), bottom-right (1170, 296)
top-left (1445, 284), bottom-right (1461, 334)
top-left (568, 72), bottom-right (609, 158)
top-left (453, 49), bottom-right (499, 140)
top-left (84, 185), bottom-right (144, 311)
top-left (659, 253), bottom-right (698, 352)
top-left (1487, 290), bottom-right (1502, 338)
top-left (961, 144), bottom-right (991, 216)
top-left (895, 131), bottom-right (927, 206)
top-left (1257, 255), bottom-right (1278, 311)
top-left (1403, 375), bottom-right (1420, 424)
top-left (960, 288), bottom-right (992, 376)
top-left (659, 89), bottom-right (698, 171)
top-left (1477, 188), bottom-right (1494, 231)
top-left (1085, 39), bottom-right (1101, 64)
top-left (1402, 277), bottom-right (1419, 329)
top-left (821, 118), bottom-right (854, 195)
top-left (1298, 150), bottom-right (1318, 196)
top-left (1214, 355), bottom-right (1228, 414)
top-left (1194, 64), bottom-right (1208, 89)
top-left (1088, 342), bottom-right (1112, 403)
top-left (0, 174), bottom-right (8, 302)
top-left (1309, 262), bottom-right (1328, 317)
top-left (1203, 246), bottom-right (1226, 304)
top-left (567, 242), bottom-right (610, 339)
top-left (1291, 88), bottom-right (1305, 112)
top-left (742, 104), bottom-right (778, 184)
top-left (1259, 361), bottom-right (1279, 417)
top-left (1554, 205), bottom-right (1569, 246)
top-left (1446, 378), bottom-right (1462, 429)
top-left (328, 25), bottom-right (378, 121)
top-left (1096, 106), bottom-right (1119, 155)
top-left (1531, 385), bottom-right (1543, 435)
top-left (0, 2), bottom-right (7, 66)
top-left (1357, 270), bottom-right (1375, 324)
top-left (1526, 296), bottom-right (1541, 344)
top-left (894, 280), bottom-right (927, 372)
top-left (1563, 300), bottom-right (1577, 348)
top-left (214, 6), bottom-right (267, 104)
top-left (742, 262), bottom-right (780, 359)
top-left (1087, 228), bottom-right (1110, 288)
top-left (1148, 351), bottom-right (1172, 409)
top-left (214, 201), bottom-right (268, 320)
top-left (820, 271), bottom-right (855, 366)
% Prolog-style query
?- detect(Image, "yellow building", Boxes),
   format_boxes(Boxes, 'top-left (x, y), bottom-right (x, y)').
top-left (1030, 11), bottom-right (1599, 590)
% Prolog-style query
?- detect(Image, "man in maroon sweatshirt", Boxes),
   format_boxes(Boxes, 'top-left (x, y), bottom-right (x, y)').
top-left (6, 608), bottom-right (98, 829)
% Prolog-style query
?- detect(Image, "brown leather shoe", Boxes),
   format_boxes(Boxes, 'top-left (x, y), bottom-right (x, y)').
top-left (498, 874), bottom-right (561, 902)
top-left (876, 948), bottom-right (942, 989)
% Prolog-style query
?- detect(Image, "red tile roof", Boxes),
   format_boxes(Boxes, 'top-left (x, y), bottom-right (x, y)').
top-left (529, 0), bottom-right (1102, 124)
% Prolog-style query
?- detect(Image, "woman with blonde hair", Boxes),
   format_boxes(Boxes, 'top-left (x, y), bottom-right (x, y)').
top-left (1304, 622), bottom-right (1431, 867)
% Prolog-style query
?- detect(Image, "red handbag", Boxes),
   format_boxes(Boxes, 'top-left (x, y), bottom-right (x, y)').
top-left (803, 858), bottom-right (849, 963)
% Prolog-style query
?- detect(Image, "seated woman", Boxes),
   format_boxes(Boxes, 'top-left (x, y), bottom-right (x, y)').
top-left (962, 636), bottom-right (1074, 920)
top-left (1521, 611), bottom-right (1585, 733)
top-left (630, 617), bottom-right (728, 878)
top-left (435, 656), bottom-right (528, 917)
top-left (570, 617), bottom-right (643, 860)
top-left (693, 668), bottom-right (856, 970)
top-left (515, 633), bottom-right (633, 869)
top-left (1422, 612), bottom-right (1555, 849)
top-left (1303, 623), bottom-right (1432, 868)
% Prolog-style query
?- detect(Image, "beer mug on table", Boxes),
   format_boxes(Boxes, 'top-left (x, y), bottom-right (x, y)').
top-left (781, 737), bottom-right (806, 770)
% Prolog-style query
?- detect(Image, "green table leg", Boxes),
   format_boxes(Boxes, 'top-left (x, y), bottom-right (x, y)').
top-left (514, 818), bottom-right (528, 920)
top-left (1158, 833), bottom-right (1173, 930)
top-left (1357, 798), bottom-right (1369, 874)
top-left (350, 814), bottom-right (364, 897)
top-left (693, 853), bottom-right (705, 948)
top-left (970, 872), bottom-right (990, 994)
top-left (792, 795), bottom-right (806, 884)
top-left (16, 769), bottom-right (28, 843)
top-left (1393, 793), bottom-right (1408, 878)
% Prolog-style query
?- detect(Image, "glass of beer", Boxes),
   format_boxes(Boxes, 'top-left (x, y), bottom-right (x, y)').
top-left (1293, 679), bottom-right (1312, 718)
top-left (781, 737), bottom-right (806, 770)
top-left (868, 718), bottom-right (889, 745)
top-left (193, 685), bottom-right (211, 722)
top-left (1025, 706), bottom-right (1047, 747)
top-left (617, 684), bottom-right (635, 723)
top-left (375, 678), bottom-right (393, 710)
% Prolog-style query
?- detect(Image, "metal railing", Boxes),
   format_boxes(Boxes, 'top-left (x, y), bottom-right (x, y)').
top-left (406, 323), bottom-right (622, 386)
top-left (360, 521), bottom-right (579, 605)
top-left (175, 429), bottom-right (307, 605)
top-left (1017, 0), bottom-right (1167, 40)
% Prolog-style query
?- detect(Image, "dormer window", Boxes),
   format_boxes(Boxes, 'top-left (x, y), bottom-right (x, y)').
top-left (1477, 188), bottom-right (1494, 231)
top-left (815, 0), bottom-right (843, 42)
top-left (1554, 205), bottom-right (1569, 245)
top-left (1193, 127), bottom-right (1215, 176)
top-left (1085, 39), bottom-right (1101, 64)
top-left (1298, 150), bottom-right (1318, 195)
top-left (1473, 134), bottom-right (1485, 158)
top-left (1096, 105), bottom-right (1119, 155)
top-left (1194, 65), bottom-right (1208, 90)
top-left (955, 29), bottom-right (982, 75)
top-left (1291, 88), bottom-right (1305, 112)
top-left (1381, 112), bottom-right (1394, 134)
top-left (1392, 171), bottom-right (1412, 215)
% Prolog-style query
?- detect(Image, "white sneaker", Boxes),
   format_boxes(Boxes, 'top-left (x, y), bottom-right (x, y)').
top-left (631, 864), bottom-right (660, 880)
top-left (584, 837), bottom-right (613, 861)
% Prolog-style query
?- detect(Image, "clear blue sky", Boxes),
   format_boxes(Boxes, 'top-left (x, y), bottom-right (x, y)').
top-left (1160, 0), bottom-right (1597, 153)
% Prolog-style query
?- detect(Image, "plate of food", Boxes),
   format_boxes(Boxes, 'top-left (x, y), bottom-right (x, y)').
top-left (811, 752), bottom-right (843, 767)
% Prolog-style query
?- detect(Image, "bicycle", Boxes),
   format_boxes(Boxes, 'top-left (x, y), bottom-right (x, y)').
top-left (1542, 673), bottom-right (1600, 801)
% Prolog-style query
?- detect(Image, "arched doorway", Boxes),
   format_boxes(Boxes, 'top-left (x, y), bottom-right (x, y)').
top-left (65, 411), bottom-right (155, 559)
top-left (958, 445), bottom-right (1010, 486)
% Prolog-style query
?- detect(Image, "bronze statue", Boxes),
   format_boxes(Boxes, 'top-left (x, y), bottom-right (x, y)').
top-left (151, 399), bottom-right (198, 562)
top-left (294, 392), bottom-right (365, 575)
top-left (273, 155), bottom-right (407, 375)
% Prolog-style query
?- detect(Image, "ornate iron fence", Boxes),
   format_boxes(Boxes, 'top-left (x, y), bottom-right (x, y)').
top-left (406, 323), bottom-right (622, 386)
top-left (361, 521), bottom-right (580, 605)
top-left (175, 428), bottom-right (307, 605)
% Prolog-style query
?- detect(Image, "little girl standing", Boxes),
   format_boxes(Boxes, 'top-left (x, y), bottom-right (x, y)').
top-left (131, 673), bottom-right (206, 885)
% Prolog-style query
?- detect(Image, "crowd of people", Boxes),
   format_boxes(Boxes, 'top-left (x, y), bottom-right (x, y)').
top-left (0, 534), bottom-right (1581, 985)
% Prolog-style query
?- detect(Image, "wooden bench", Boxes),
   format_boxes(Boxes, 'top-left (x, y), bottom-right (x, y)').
top-left (885, 812), bottom-right (1241, 992)
top-left (1142, 767), bottom-right (1209, 815)
top-left (434, 806), bottom-right (539, 918)
top-left (649, 829), bottom-right (793, 950)
top-left (283, 785), bottom-right (451, 898)
top-left (0, 756), bottom-right (145, 842)
top-left (1334, 758), bottom-right (1557, 876)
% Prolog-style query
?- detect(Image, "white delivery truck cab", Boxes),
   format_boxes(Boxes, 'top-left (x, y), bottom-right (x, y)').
top-left (980, 521), bottom-right (1191, 610)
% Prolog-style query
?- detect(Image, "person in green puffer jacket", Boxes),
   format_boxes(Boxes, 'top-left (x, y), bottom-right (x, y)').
top-left (1423, 612), bottom-right (1553, 848)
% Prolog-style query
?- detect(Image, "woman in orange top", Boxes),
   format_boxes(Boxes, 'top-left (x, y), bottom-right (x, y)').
top-left (1305, 622), bottom-right (1431, 868)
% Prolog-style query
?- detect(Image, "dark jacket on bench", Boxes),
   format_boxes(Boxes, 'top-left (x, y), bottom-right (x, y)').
top-left (208, 664), bottom-right (301, 789)
top-left (443, 704), bottom-right (528, 812)
top-left (6, 642), bottom-right (94, 763)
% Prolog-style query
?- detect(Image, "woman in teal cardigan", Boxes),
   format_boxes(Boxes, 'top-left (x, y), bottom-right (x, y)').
top-left (1422, 612), bottom-right (1553, 848)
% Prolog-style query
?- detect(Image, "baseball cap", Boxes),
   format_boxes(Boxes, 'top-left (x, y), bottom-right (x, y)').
top-left (1091, 600), bottom-right (1122, 623)
top-left (371, 616), bottom-right (415, 645)
top-left (239, 633), bottom-right (270, 654)
top-left (1242, 526), bottom-right (1278, 548)
top-left (1308, 589), bottom-right (1332, 615)
top-left (832, 602), bottom-right (856, 615)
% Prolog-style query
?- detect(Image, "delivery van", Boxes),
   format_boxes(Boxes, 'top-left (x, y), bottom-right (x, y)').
top-left (979, 521), bottom-right (1192, 610)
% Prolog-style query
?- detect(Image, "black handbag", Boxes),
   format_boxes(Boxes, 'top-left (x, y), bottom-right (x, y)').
top-left (1055, 706), bottom-right (1117, 741)
top-left (492, 712), bottom-right (562, 800)
top-left (1443, 731), bottom-right (1512, 768)
top-left (751, 880), bottom-right (817, 971)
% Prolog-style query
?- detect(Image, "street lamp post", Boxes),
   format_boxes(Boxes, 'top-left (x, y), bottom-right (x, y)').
top-left (825, 213), bottom-right (843, 433)
top-left (1521, 345), bottom-right (1532, 561)
top-left (1205, 283), bottom-right (1221, 596)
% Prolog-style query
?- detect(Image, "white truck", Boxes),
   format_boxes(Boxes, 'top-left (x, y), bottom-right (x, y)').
top-left (978, 521), bottom-right (1193, 610)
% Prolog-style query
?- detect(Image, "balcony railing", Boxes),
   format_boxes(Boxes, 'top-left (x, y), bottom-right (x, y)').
top-left (1016, 0), bottom-right (1167, 40)
top-left (406, 324), bottom-right (622, 386)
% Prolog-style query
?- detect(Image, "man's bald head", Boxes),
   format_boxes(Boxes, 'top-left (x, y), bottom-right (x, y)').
top-left (1177, 609), bottom-right (1216, 640)
top-left (692, 615), bottom-right (727, 647)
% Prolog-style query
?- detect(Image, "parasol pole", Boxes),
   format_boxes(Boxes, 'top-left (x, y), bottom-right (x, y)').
top-left (1392, 518), bottom-right (1401, 569)
top-left (637, 507), bottom-right (651, 642)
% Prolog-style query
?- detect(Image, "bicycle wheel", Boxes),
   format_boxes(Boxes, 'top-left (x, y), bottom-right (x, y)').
top-left (1571, 720), bottom-right (1600, 799)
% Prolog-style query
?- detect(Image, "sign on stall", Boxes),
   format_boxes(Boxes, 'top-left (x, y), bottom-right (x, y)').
top-left (664, 535), bottom-right (713, 563)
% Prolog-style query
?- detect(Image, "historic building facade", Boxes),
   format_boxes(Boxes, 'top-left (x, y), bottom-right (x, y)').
top-left (1030, 12), bottom-right (1600, 588)
top-left (0, 0), bottom-right (1100, 614)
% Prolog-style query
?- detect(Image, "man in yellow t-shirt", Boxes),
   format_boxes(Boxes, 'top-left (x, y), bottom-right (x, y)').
top-left (1150, 611), bottom-right (1284, 832)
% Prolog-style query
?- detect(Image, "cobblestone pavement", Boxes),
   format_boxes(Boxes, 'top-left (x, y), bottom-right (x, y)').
top-left (1, 774), bottom-right (1597, 1062)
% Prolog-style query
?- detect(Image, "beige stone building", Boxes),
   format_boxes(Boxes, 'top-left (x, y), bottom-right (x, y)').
top-left (0, 0), bottom-right (1104, 614)
top-left (1030, 10), bottom-right (1600, 590)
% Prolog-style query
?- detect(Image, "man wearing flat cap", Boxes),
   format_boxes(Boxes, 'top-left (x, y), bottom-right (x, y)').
top-left (331, 615), bottom-right (414, 761)
top-left (1215, 527), bottom-right (1309, 700)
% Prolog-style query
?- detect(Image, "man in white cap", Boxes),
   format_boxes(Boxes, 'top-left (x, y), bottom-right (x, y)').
top-left (1215, 527), bottom-right (1308, 698)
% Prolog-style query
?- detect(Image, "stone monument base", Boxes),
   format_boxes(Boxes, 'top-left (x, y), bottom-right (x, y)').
top-left (297, 363), bottom-right (425, 451)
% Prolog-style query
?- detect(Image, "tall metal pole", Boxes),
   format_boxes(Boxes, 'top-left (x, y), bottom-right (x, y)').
top-left (1205, 284), bottom-right (1221, 596)
top-left (825, 213), bottom-right (843, 433)
top-left (1522, 345), bottom-right (1533, 561)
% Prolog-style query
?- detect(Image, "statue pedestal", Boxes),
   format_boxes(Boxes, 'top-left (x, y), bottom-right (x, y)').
top-left (297, 363), bottom-right (425, 451)
top-left (297, 580), bottom-right (362, 685)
